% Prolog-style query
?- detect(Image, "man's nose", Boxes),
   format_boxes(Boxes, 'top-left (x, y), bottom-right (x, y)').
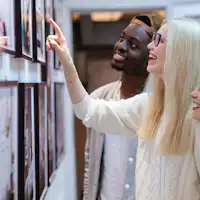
top-left (120, 40), bottom-right (127, 51)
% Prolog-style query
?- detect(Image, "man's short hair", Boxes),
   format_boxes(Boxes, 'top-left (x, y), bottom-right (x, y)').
top-left (130, 14), bottom-right (164, 37)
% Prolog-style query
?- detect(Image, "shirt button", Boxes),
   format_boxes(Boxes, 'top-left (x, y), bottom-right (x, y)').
top-left (128, 157), bottom-right (134, 163)
top-left (124, 184), bottom-right (130, 189)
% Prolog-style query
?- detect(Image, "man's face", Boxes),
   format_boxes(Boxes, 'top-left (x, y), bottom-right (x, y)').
top-left (111, 23), bottom-right (151, 76)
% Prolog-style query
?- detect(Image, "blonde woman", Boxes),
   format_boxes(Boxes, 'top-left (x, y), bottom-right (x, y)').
top-left (47, 18), bottom-right (200, 200)
top-left (192, 87), bottom-right (200, 121)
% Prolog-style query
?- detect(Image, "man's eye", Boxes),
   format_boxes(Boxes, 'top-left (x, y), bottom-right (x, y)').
top-left (132, 44), bottom-right (137, 48)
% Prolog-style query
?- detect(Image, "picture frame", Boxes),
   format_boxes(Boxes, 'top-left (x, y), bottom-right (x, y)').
top-left (0, 81), bottom-right (18, 200)
top-left (35, 83), bottom-right (48, 199)
top-left (54, 83), bottom-right (65, 167)
top-left (45, 0), bottom-right (55, 181)
top-left (18, 83), bottom-right (38, 200)
top-left (47, 80), bottom-right (55, 182)
top-left (0, 0), bottom-right (16, 54)
top-left (20, 0), bottom-right (34, 60)
top-left (33, 0), bottom-right (46, 64)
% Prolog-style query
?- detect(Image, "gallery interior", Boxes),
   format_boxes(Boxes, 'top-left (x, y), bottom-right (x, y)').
top-left (0, 0), bottom-right (199, 200)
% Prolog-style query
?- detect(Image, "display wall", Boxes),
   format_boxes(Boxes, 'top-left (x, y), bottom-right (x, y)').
top-left (0, 0), bottom-right (67, 200)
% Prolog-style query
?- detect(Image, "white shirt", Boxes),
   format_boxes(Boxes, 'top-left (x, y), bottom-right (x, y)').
top-left (98, 87), bottom-right (131, 200)
top-left (73, 93), bottom-right (200, 200)
top-left (100, 131), bottom-right (133, 200)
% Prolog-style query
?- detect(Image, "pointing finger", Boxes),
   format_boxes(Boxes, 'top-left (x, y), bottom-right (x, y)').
top-left (49, 18), bottom-right (63, 39)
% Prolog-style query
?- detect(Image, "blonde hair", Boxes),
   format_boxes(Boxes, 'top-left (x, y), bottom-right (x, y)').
top-left (139, 17), bottom-right (200, 155)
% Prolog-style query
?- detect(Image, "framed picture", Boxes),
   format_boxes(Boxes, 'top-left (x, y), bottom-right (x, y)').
top-left (54, 83), bottom-right (65, 167)
top-left (24, 86), bottom-right (37, 200)
top-left (32, 0), bottom-right (46, 64)
top-left (37, 83), bottom-right (48, 199)
top-left (21, 0), bottom-right (33, 60)
top-left (0, 0), bottom-right (16, 54)
top-left (45, 0), bottom-right (55, 182)
top-left (47, 83), bottom-right (55, 182)
top-left (17, 83), bottom-right (37, 200)
top-left (54, 7), bottom-right (63, 70)
top-left (0, 82), bottom-right (18, 200)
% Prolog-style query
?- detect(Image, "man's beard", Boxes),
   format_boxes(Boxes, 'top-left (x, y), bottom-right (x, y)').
top-left (111, 63), bottom-right (124, 71)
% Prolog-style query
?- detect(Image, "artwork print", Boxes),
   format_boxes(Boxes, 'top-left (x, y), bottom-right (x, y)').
top-left (0, 0), bottom-right (15, 53)
top-left (0, 88), bottom-right (15, 200)
top-left (21, 0), bottom-right (33, 58)
top-left (38, 85), bottom-right (48, 197)
top-left (24, 87), bottom-right (35, 200)
top-left (36, 0), bottom-right (46, 63)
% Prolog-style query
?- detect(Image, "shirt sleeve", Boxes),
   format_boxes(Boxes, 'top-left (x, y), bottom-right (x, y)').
top-left (73, 93), bottom-right (147, 138)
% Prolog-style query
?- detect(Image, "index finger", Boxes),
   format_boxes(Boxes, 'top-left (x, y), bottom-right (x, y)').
top-left (49, 18), bottom-right (63, 38)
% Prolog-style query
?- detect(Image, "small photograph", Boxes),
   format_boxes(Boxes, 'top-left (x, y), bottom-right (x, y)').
top-left (0, 88), bottom-right (15, 200)
top-left (0, 0), bottom-right (15, 53)
top-left (38, 85), bottom-right (48, 197)
top-left (54, 83), bottom-right (65, 166)
top-left (35, 0), bottom-right (46, 63)
top-left (21, 0), bottom-right (33, 58)
top-left (24, 87), bottom-right (35, 200)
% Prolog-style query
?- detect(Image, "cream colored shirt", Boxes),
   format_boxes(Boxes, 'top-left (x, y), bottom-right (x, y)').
top-left (73, 93), bottom-right (200, 200)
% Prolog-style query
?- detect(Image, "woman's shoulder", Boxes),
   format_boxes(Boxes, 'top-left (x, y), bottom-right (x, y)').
top-left (108, 92), bottom-right (148, 117)
top-left (125, 92), bottom-right (148, 106)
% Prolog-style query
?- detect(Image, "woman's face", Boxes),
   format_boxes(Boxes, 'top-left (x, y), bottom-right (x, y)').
top-left (147, 23), bottom-right (168, 79)
top-left (191, 87), bottom-right (200, 121)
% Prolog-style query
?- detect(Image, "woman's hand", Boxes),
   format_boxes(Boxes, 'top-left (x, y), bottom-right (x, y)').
top-left (46, 19), bottom-right (74, 70)
top-left (46, 19), bottom-right (87, 104)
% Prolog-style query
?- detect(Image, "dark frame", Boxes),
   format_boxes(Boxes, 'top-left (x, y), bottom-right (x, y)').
top-left (34, 83), bottom-right (49, 200)
top-left (0, 81), bottom-right (18, 200)
top-left (18, 83), bottom-right (39, 200)
top-left (32, 0), bottom-right (46, 64)
top-left (19, 0), bottom-right (34, 60)
top-left (54, 82), bottom-right (65, 168)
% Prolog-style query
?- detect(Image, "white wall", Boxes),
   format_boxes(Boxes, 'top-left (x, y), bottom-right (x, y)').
top-left (44, 5), bottom-right (77, 200)
top-left (45, 0), bottom-right (200, 200)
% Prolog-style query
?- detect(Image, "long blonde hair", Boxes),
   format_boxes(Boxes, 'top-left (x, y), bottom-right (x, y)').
top-left (139, 17), bottom-right (200, 155)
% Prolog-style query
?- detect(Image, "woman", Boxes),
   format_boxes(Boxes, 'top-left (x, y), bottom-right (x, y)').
top-left (47, 18), bottom-right (200, 200)
top-left (192, 87), bottom-right (200, 121)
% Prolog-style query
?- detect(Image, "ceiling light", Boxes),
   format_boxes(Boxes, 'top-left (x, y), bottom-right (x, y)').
top-left (90, 12), bottom-right (123, 22)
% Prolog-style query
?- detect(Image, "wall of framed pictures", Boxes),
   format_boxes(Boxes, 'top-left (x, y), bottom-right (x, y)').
top-left (0, 0), bottom-right (49, 63)
top-left (0, 0), bottom-right (72, 199)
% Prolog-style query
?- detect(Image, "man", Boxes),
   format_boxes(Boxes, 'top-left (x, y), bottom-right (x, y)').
top-left (83, 14), bottom-right (163, 200)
